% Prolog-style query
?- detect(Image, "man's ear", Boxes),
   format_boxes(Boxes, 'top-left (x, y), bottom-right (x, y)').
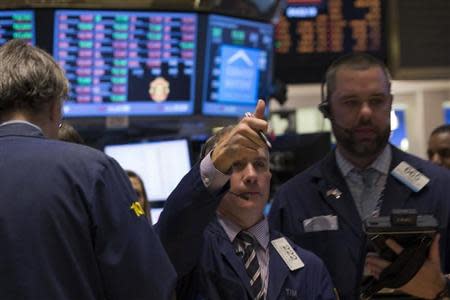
top-left (49, 99), bottom-right (62, 123)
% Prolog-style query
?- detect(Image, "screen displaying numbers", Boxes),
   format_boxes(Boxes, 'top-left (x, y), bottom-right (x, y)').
top-left (54, 10), bottom-right (197, 117)
top-left (0, 10), bottom-right (34, 45)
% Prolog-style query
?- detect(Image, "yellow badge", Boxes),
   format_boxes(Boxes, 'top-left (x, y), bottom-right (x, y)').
top-left (130, 201), bottom-right (145, 217)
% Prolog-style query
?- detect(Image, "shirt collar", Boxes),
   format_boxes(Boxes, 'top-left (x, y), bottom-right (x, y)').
top-left (217, 214), bottom-right (270, 250)
top-left (0, 120), bottom-right (43, 132)
top-left (336, 145), bottom-right (392, 176)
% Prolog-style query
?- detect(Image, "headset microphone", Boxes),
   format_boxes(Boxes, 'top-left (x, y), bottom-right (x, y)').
top-left (330, 119), bottom-right (353, 135)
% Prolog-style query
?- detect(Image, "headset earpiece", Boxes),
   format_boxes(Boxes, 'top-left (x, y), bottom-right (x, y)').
top-left (318, 78), bottom-right (331, 119)
top-left (318, 101), bottom-right (330, 119)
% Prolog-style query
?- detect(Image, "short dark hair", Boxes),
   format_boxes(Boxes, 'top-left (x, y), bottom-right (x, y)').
top-left (0, 39), bottom-right (68, 116)
top-left (324, 53), bottom-right (391, 102)
top-left (431, 124), bottom-right (450, 136)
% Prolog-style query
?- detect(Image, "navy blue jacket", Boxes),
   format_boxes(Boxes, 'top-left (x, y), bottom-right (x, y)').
top-left (156, 164), bottom-right (336, 300)
top-left (269, 145), bottom-right (450, 299)
top-left (0, 123), bottom-right (176, 300)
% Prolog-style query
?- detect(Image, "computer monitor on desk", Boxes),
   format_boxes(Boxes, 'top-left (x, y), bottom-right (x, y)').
top-left (104, 139), bottom-right (191, 202)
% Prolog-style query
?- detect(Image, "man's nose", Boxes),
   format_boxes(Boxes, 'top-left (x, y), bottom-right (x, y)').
top-left (359, 101), bottom-right (373, 119)
top-left (431, 153), bottom-right (443, 166)
top-left (243, 164), bottom-right (258, 184)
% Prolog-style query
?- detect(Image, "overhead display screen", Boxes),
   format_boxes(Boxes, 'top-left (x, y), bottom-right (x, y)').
top-left (0, 10), bottom-right (34, 45)
top-left (274, 0), bottom-right (386, 83)
top-left (201, 14), bottom-right (274, 117)
top-left (54, 10), bottom-right (198, 117)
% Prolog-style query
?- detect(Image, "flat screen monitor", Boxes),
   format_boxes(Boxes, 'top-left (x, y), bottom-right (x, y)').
top-left (104, 139), bottom-right (191, 202)
top-left (201, 14), bottom-right (274, 117)
top-left (54, 9), bottom-right (198, 117)
top-left (0, 10), bottom-right (35, 45)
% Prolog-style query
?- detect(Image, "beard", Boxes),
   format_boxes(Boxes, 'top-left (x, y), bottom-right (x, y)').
top-left (332, 120), bottom-right (390, 158)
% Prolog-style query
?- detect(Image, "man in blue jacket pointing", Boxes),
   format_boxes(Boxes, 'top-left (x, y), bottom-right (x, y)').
top-left (156, 100), bottom-right (336, 299)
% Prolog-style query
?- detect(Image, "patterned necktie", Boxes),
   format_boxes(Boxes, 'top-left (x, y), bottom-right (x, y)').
top-left (234, 231), bottom-right (264, 300)
top-left (350, 168), bottom-right (380, 219)
top-left (361, 168), bottom-right (380, 218)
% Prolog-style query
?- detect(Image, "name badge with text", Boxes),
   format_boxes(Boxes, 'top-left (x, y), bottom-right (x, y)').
top-left (391, 161), bottom-right (429, 192)
top-left (271, 237), bottom-right (304, 271)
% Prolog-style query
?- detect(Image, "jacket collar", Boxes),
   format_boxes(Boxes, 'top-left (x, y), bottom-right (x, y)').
top-left (209, 219), bottom-right (256, 298)
top-left (312, 150), bottom-right (363, 238)
top-left (0, 122), bottom-right (44, 139)
top-left (379, 145), bottom-right (424, 215)
top-left (209, 220), bottom-right (294, 299)
top-left (310, 145), bottom-right (429, 234)
top-left (266, 231), bottom-right (291, 300)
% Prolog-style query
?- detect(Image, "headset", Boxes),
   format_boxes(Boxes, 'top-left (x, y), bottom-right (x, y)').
top-left (318, 77), bottom-right (331, 119)
top-left (319, 77), bottom-right (352, 134)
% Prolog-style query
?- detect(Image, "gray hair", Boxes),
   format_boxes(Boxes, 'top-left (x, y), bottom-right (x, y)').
top-left (0, 39), bottom-right (69, 116)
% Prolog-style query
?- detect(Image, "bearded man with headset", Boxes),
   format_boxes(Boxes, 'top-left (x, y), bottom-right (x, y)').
top-left (269, 53), bottom-right (450, 299)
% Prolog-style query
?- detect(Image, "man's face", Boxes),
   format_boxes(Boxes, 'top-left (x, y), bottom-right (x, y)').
top-left (329, 66), bottom-right (393, 158)
top-left (148, 77), bottom-right (170, 102)
top-left (218, 147), bottom-right (271, 219)
top-left (428, 132), bottom-right (450, 169)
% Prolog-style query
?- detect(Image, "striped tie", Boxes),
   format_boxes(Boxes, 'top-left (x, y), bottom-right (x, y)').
top-left (234, 231), bottom-right (264, 300)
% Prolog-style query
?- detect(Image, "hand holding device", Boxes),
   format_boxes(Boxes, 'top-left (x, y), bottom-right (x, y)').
top-left (361, 209), bottom-right (438, 299)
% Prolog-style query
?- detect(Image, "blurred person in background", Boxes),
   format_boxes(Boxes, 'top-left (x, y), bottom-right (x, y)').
top-left (126, 170), bottom-right (152, 224)
top-left (428, 124), bottom-right (450, 169)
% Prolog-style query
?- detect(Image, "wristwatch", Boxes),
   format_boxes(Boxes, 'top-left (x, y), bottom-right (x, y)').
top-left (435, 276), bottom-right (450, 300)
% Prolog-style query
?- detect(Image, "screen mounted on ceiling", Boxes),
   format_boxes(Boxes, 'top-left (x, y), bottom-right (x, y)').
top-left (0, 10), bottom-right (34, 46)
top-left (201, 14), bottom-right (274, 117)
top-left (54, 10), bottom-right (198, 117)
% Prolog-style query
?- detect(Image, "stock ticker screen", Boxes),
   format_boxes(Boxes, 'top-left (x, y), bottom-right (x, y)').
top-left (0, 10), bottom-right (34, 45)
top-left (274, 0), bottom-right (386, 83)
top-left (54, 10), bottom-right (197, 117)
top-left (201, 14), bottom-right (274, 117)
